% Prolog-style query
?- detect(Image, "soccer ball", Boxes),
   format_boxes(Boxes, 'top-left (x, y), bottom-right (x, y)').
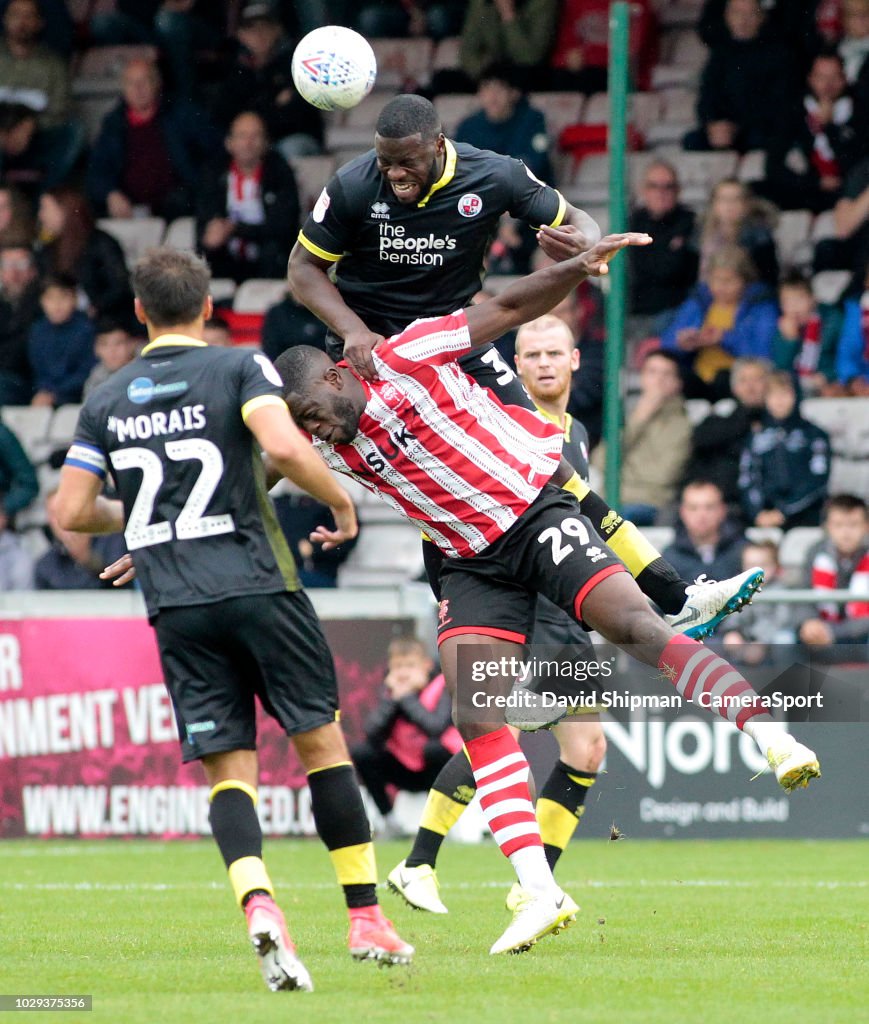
top-left (291, 26), bottom-right (377, 112)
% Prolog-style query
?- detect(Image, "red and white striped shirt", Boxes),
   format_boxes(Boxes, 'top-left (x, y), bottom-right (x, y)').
top-left (314, 311), bottom-right (563, 558)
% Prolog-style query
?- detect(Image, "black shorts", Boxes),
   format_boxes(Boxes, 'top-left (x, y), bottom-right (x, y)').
top-left (153, 590), bottom-right (338, 763)
top-left (436, 485), bottom-right (627, 647)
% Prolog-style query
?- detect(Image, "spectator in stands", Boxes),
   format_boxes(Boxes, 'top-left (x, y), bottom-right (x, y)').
top-left (82, 320), bottom-right (139, 400)
top-left (838, 0), bottom-right (869, 115)
top-left (685, 0), bottom-right (794, 154)
top-left (662, 479), bottom-right (747, 583)
top-left (832, 263), bottom-right (869, 392)
top-left (830, 149), bottom-right (869, 284)
top-left (739, 370), bottom-right (832, 528)
top-left (761, 52), bottom-right (865, 214)
top-left (261, 285), bottom-right (329, 361)
top-left (202, 314), bottom-right (233, 348)
top-left (699, 179), bottom-right (779, 289)
top-left (661, 245), bottom-right (779, 401)
top-left (354, 1), bottom-right (465, 40)
top-left (35, 188), bottom-right (134, 329)
top-left (0, 418), bottom-right (37, 522)
top-left (0, 102), bottom-right (41, 195)
top-left (89, 1), bottom-right (226, 102)
top-left (627, 159), bottom-right (699, 347)
top-left (592, 350), bottom-right (692, 525)
top-left (773, 271), bottom-right (844, 394)
top-left (722, 539), bottom-right (796, 662)
top-left (0, 184), bottom-right (33, 247)
top-left (196, 110), bottom-right (299, 284)
top-left (0, 243), bottom-right (38, 403)
top-left (682, 356), bottom-right (771, 512)
top-left (272, 491), bottom-right (357, 588)
top-left (35, 489), bottom-right (128, 590)
top-left (454, 64), bottom-right (553, 182)
top-left (799, 493), bottom-right (869, 656)
top-left (27, 274), bottom-right (96, 407)
top-left (0, 0), bottom-right (82, 189)
top-left (458, 0), bottom-right (558, 92)
top-left (0, 500), bottom-right (32, 588)
top-left (86, 57), bottom-right (220, 221)
top-left (211, 3), bottom-right (323, 159)
top-left (699, 0), bottom-right (827, 71)
top-left (0, 0), bottom-right (73, 57)
top-left (350, 636), bottom-right (461, 838)
top-left (548, 0), bottom-right (658, 93)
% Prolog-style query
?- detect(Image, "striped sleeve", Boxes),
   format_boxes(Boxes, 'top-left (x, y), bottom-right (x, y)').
top-left (379, 311), bottom-right (472, 371)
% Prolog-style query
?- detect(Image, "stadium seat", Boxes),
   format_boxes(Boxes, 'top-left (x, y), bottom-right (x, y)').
top-left (338, 522), bottom-right (427, 587)
top-left (369, 37), bottom-right (433, 89)
top-left (47, 405), bottom-right (83, 448)
top-left (325, 93), bottom-right (383, 150)
top-left (75, 94), bottom-right (118, 144)
top-left (0, 405), bottom-right (52, 461)
top-left (663, 28), bottom-right (708, 68)
top-left (640, 526), bottom-right (675, 553)
top-left (659, 88), bottom-right (698, 123)
top-left (582, 91), bottom-right (663, 135)
top-left (434, 93), bottom-right (481, 134)
top-left (775, 210), bottom-right (814, 270)
top-left (828, 456), bottom-right (869, 497)
top-left (529, 91), bottom-right (586, 138)
top-left (737, 150), bottom-right (766, 184)
top-left (744, 526), bottom-right (784, 545)
top-left (802, 396), bottom-right (869, 458)
top-left (72, 44), bottom-right (159, 96)
top-left (432, 36), bottom-right (460, 71)
top-left (97, 217), bottom-right (166, 268)
top-left (811, 269), bottom-right (850, 305)
top-left (288, 155), bottom-right (337, 213)
top-left (685, 398), bottom-right (711, 425)
top-left (163, 216), bottom-right (195, 251)
top-left (210, 278), bottom-right (237, 304)
top-left (778, 526), bottom-right (823, 573)
top-left (656, 0), bottom-right (706, 29)
top-left (810, 210), bottom-right (837, 243)
top-left (232, 279), bottom-right (287, 314)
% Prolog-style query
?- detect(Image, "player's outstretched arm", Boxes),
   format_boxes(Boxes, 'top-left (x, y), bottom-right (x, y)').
top-left (245, 402), bottom-right (358, 544)
top-left (536, 203), bottom-right (603, 262)
top-left (288, 243), bottom-right (384, 380)
top-left (464, 232), bottom-right (651, 349)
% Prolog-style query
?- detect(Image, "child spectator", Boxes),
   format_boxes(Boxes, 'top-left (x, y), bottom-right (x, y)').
top-left (773, 272), bottom-right (844, 394)
top-left (799, 493), bottom-right (869, 658)
top-left (699, 179), bottom-right (779, 288)
top-left (722, 539), bottom-right (796, 663)
top-left (351, 636), bottom-right (462, 838)
top-left (833, 264), bottom-right (869, 393)
top-left (28, 274), bottom-right (96, 406)
top-left (661, 245), bottom-right (779, 401)
top-left (739, 371), bottom-right (832, 529)
top-left (82, 319), bottom-right (138, 399)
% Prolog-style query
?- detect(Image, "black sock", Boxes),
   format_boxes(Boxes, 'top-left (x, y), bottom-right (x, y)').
top-left (406, 751), bottom-right (476, 869)
top-left (209, 787), bottom-right (263, 868)
top-left (537, 761), bottom-right (598, 870)
top-left (635, 558), bottom-right (689, 615)
top-left (308, 763), bottom-right (377, 909)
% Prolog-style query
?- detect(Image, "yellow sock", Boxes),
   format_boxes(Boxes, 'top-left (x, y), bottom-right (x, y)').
top-left (330, 842), bottom-right (377, 887)
top-left (607, 519), bottom-right (661, 578)
top-left (562, 471), bottom-right (590, 502)
top-left (536, 798), bottom-right (583, 851)
top-left (419, 788), bottom-right (470, 836)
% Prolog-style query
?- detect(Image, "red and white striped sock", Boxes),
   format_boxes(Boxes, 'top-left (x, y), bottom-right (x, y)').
top-left (465, 727), bottom-right (555, 895)
top-left (658, 635), bottom-right (775, 731)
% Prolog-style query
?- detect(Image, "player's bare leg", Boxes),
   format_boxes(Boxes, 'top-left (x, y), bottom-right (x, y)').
top-left (439, 635), bottom-right (578, 954)
top-left (292, 722), bottom-right (413, 965)
top-left (579, 573), bottom-right (820, 792)
top-left (201, 750), bottom-right (313, 992)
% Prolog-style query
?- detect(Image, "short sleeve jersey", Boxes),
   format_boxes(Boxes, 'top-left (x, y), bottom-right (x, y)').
top-left (537, 409), bottom-right (590, 482)
top-left (297, 139), bottom-right (567, 337)
top-left (66, 337), bottom-right (300, 617)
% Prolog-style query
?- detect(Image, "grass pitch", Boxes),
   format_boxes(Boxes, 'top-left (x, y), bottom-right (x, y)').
top-left (3, 838), bottom-right (867, 1024)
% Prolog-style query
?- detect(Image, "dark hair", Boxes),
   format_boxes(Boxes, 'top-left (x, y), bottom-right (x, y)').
top-left (824, 494), bottom-right (867, 518)
top-left (40, 272), bottom-right (77, 295)
top-left (0, 102), bottom-right (37, 133)
top-left (680, 479), bottom-right (725, 501)
top-left (40, 187), bottom-right (96, 277)
top-left (130, 247), bottom-right (210, 327)
top-left (204, 314), bottom-right (230, 332)
top-left (779, 270), bottom-right (812, 294)
top-left (376, 94), bottom-right (441, 142)
top-left (744, 537), bottom-right (779, 563)
top-left (273, 344), bottom-right (332, 400)
top-left (642, 348), bottom-right (682, 371)
top-left (477, 62), bottom-right (522, 89)
top-left (94, 316), bottom-right (128, 335)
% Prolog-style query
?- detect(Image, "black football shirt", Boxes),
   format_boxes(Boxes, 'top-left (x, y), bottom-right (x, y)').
top-left (66, 336), bottom-right (300, 617)
top-left (298, 139), bottom-right (567, 337)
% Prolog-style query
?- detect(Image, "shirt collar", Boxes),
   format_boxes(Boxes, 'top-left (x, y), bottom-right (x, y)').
top-left (417, 138), bottom-right (457, 209)
top-left (141, 333), bottom-right (207, 356)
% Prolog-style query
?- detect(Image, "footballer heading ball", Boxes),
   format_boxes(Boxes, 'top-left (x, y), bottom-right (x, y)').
top-left (292, 26), bottom-right (377, 112)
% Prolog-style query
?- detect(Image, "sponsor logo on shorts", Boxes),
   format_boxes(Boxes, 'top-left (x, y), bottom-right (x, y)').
top-left (458, 193), bottom-right (482, 217)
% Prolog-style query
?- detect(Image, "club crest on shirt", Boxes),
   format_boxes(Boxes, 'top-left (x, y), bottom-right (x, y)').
top-left (312, 188), bottom-right (330, 223)
top-left (457, 193), bottom-right (482, 217)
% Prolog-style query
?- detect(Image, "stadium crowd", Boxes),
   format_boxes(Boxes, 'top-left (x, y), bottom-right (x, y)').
top-left (0, 0), bottom-right (865, 653)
